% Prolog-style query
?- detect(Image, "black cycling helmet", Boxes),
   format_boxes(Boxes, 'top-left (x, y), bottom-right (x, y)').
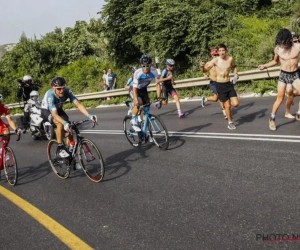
top-left (51, 76), bottom-right (66, 88)
top-left (140, 54), bottom-right (152, 66)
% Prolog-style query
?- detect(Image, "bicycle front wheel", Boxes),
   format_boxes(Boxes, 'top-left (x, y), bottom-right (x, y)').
top-left (3, 147), bottom-right (18, 186)
top-left (123, 115), bottom-right (142, 148)
top-left (78, 139), bottom-right (105, 183)
top-left (148, 114), bottom-right (169, 150)
top-left (47, 140), bottom-right (70, 179)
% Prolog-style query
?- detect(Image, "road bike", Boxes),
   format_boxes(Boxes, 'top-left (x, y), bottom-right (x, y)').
top-left (47, 119), bottom-right (105, 183)
top-left (123, 99), bottom-right (169, 150)
top-left (0, 132), bottom-right (21, 186)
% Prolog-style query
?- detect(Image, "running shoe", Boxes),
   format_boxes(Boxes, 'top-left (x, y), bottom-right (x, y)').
top-left (178, 112), bottom-right (186, 118)
top-left (285, 113), bottom-right (295, 119)
top-left (269, 118), bottom-right (276, 131)
top-left (228, 123), bottom-right (236, 130)
top-left (201, 96), bottom-right (207, 107)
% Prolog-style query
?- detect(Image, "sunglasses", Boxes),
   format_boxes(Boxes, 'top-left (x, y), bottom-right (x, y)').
top-left (293, 40), bottom-right (299, 43)
top-left (56, 87), bottom-right (65, 91)
top-left (142, 64), bottom-right (151, 68)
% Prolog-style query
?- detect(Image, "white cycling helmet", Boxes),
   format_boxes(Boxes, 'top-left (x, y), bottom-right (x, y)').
top-left (166, 59), bottom-right (175, 66)
top-left (0, 94), bottom-right (3, 103)
top-left (30, 90), bottom-right (39, 101)
top-left (23, 75), bottom-right (32, 83)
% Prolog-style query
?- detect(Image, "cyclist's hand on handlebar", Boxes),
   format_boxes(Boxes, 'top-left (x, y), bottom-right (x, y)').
top-left (88, 115), bottom-right (98, 127)
top-left (258, 65), bottom-right (265, 70)
top-left (15, 128), bottom-right (21, 141)
top-left (64, 122), bottom-right (71, 132)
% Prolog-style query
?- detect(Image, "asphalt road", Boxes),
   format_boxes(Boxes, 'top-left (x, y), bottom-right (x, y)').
top-left (1, 96), bottom-right (300, 250)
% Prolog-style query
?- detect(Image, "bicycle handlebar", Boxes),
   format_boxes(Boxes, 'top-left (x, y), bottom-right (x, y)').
top-left (70, 116), bottom-right (98, 129)
top-left (137, 97), bottom-right (167, 109)
top-left (0, 132), bottom-right (21, 141)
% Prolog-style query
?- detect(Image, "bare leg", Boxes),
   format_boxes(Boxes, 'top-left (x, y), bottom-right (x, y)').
top-left (271, 82), bottom-right (287, 115)
top-left (285, 85), bottom-right (294, 117)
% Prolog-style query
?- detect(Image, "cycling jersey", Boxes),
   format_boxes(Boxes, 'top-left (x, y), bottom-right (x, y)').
top-left (41, 88), bottom-right (78, 111)
top-left (132, 67), bottom-right (160, 89)
top-left (126, 77), bottom-right (133, 87)
top-left (0, 104), bottom-right (10, 118)
top-left (161, 69), bottom-right (173, 88)
top-left (0, 104), bottom-right (10, 134)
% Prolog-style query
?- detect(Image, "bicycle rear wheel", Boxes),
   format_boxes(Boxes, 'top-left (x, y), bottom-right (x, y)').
top-left (123, 115), bottom-right (142, 148)
top-left (148, 114), bottom-right (169, 150)
top-left (47, 140), bottom-right (70, 179)
top-left (3, 147), bottom-right (18, 186)
top-left (77, 138), bottom-right (105, 183)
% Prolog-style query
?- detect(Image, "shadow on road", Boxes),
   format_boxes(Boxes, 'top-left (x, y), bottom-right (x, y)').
top-left (103, 145), bottom-right (152, 182)
top-left (13, 161), bottom-right (52, 185)
top-left (235, 108), bottom-right (268, 127)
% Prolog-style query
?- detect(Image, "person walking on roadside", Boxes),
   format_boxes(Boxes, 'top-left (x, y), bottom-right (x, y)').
top-left (258, 28), bottom-right (300, 131)
top-left (201, 48), bottom-right (227, 119)
top-left (201, 43), bottom-right (239, 130)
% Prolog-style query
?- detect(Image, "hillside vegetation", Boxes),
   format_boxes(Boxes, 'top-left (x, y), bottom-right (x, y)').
top-left (0, 0), bottom-right (299, 104)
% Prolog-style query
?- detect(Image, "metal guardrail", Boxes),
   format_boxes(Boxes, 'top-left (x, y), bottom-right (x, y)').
top-left (7, 66), bottom-right (281, 109)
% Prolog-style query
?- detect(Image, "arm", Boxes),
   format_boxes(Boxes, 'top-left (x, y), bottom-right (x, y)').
top-left (231, 58), bottom-right (238, 74)
top-left (74, 100), bottom-right (90, 117)
top-left (6, 117), bottom-right (18, 131)
top-left (201, 58), bottom-right (217, 73)
top-left (258, 49), bottom-right (279, 69)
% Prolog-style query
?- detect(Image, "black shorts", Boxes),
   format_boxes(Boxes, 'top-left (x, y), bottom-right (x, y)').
top-left (133, 88), bottom-right (150, 105)
top-left (209, 80), bottom-right (218, 95)
top-left (41, 109), bottom-right (69, 123)
top-left (215, 82), bottom-right (237, 102)
top-left (162, 83), bottom-right (177, 100)
top-left (279, 69), bottom-right (300, 84)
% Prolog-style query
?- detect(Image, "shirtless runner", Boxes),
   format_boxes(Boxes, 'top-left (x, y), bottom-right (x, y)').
top-left (201, 48), bottom-right (227, 119)
top-left (201, 43), bottom-right (239, 130)
top-left (258, 28), bottom-right (300, 131)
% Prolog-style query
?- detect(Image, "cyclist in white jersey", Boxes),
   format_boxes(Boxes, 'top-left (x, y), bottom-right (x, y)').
top-left (131, 55), bottom-right (160, 131)
top-left (41, 76), bottom-right (97, 157)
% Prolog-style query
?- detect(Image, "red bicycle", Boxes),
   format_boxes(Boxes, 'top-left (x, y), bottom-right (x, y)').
top-left (0, 132), bottom-right (21, 186)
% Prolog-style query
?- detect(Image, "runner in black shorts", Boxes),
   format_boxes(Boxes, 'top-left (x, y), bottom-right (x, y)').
top-left (215, 81), bottom-right (238, 103)
top-left (201, 43), bottom-right (239, 130)
top-left (201, 48), bottom-right (227, 119)
top-left (160, 59), bottom-right (185, 118)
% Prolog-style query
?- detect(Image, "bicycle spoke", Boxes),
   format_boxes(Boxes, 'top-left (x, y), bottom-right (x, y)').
top-left (78, 139), bottom-right (105, 183)
top-left (3, 147), bottom-right (18, 186)
top-left (47, 140), bottom-right (70, 179)
top-left (148, 115), bottom-right (169, 150)
top-left (123, 115), bottom-right (141, 147)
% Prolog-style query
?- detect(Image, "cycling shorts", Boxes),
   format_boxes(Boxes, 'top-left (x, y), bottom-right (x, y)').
top-left (162, 84), bottom-right (177, 100)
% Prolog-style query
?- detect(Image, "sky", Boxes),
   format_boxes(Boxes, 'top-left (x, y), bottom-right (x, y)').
top-left (0, 0), bottom-right (106, 45)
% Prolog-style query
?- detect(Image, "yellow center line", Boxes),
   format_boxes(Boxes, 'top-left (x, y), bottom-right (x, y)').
top-left (0, 186), bottom-right (93, 250)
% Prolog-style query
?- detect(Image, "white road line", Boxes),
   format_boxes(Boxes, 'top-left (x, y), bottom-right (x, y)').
top-left (80, 130), bottom-right (300, 143)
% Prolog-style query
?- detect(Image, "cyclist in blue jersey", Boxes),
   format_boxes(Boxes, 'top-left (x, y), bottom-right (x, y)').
top-left (131, 55), bottom-right (160, 131)
top-left (41, 76), bottom-right (97, 157)
top-left (160, 59), bottom-right (185, 118)
top-left (124, 67), bottom-right (137, 100)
